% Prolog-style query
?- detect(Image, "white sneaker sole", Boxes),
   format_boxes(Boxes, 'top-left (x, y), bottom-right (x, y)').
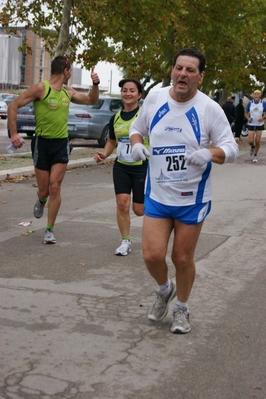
top-left (115, 248), bottom-right (131, 256)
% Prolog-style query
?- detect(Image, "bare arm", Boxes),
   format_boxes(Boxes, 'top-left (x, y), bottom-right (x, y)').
top-left (8, 82), bottom-right (45, 147)
top-left (68, 66), bottom-right (100, 105)
top-left (208, 147), bottom-right (226, 164)
top-left (130, 132), bottom-right (144, 146)
top-left (95, 139), bottom-right (117, 163)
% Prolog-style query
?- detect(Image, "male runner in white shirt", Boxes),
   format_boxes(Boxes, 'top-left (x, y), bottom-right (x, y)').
top-left (129, 48), bottom-right (239, 334)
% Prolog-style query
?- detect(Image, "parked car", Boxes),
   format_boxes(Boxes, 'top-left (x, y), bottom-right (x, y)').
top-left (0, 100), bottom-right (8, 119)
top-left (1, 93), bottom-right (18, 118)
top-left (68, 97), bottom-right (124, 146)
top-left (5, 93), bottom-right (18, 106)
top-left (7, 102), bottom-right (35, 137)
top-left (0, 93), bottom-right (10, 101)
top-left (7, 97), bottom-right (124, 147)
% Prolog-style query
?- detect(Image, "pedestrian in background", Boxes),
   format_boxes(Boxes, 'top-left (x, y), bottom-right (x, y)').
top-left (95, 78), bottom-right (148, 256)
top-left (8, 55), bottom-right (100, 244)
top-left (222, 96), bottom-right (236, 128)
top-left (235, 99), bottom-right (245, 141)
top-left (245, 89), bottom-right (266, 163)
top-left (129, 48), bottom-right (239, 334)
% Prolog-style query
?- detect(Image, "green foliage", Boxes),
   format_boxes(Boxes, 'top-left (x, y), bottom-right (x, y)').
top-left (1, 0), bottom-right (266, 95)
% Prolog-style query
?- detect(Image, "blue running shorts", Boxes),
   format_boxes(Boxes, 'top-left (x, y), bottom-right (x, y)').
top-left (144, 195), bottom-right (211, 225)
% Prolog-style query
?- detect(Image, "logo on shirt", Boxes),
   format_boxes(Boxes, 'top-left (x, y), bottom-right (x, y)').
top-left (118, 137), bottom-right (130, 143)
top-left (48, 97), bottom-right (58, 110)
top-left (158, 107), bottom-right (169, 118)
top-left (181, 191), bottom-right (193, 196)
top-left (186, 107), bottom-right (201, 144)
top-left (191, 112), bottom-right (199, 132)
top-left (165, 126), bottom-right (182, 132)
top-left (153, 145), bottom-right (186, 155)
top-left (62, 97), bottom-right (70, 107)
top-left (150, 102), bottom-right (170, 132)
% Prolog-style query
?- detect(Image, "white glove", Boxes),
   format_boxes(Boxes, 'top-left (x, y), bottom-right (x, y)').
top-left (131, 143), bottom-right (150, 161)
top-left (185, 148), bottom-right (212, 167)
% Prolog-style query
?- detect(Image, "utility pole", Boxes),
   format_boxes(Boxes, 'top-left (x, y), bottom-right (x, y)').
top-left (109, 70), bottom-right (112, 95)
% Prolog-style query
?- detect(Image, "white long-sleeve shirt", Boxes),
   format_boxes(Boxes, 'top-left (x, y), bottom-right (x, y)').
top-left (130, 87), bottom-right (239, 206)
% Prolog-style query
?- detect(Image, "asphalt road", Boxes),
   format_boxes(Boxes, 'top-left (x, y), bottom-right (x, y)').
top-left (0, 131), bottom-right (266, 398)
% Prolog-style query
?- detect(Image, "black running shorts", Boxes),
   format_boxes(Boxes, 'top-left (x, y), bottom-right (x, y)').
top-left (31, 136), bottom-right (70, 171)
top-left (113, 159), bottom-right (147, 204)
top-left (248, 125), bottom-right (264, 131)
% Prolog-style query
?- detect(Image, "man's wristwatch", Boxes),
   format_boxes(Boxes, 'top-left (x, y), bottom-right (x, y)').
top-left (93, 81), bottom-right (100, 86)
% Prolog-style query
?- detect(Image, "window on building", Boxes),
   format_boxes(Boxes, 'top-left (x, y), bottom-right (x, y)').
top-left (39, 69), bottom-right (43, 82)
top-left (40, 46), bottom-right (44, 67)
top-left (22, 52), bottom-right (26, 66)
top-left (21, 66), bottom-right (25, 83)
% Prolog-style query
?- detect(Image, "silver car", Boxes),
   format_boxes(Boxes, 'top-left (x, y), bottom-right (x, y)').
top-left (0, 100), bottom-right (7, 119)
top-left (68, 97), bottom-right (123, 146)
top-left (7, 102), bottom-right (35, 137)
top-left (7, 97), bottom-right (124, 147)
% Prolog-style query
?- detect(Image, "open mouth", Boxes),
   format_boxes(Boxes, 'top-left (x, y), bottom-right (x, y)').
top-left (177, 81), bottom-right (187, 87)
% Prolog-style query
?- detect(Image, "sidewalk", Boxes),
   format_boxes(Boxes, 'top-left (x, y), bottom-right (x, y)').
top-left (0, 149), bottom-right (117, 181)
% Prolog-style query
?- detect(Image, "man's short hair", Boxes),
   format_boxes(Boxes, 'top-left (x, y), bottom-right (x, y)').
top-left (172, 48), bottom-right (206, 73)
top-left (254, 89), bottom-right (261, 94)
top-left (51, 55), bottom-right (71, 75)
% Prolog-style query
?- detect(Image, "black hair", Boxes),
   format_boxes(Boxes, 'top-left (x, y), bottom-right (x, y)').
top-left (51, 55), bottom-right (71, 75)
top-left (119, 78), bottom-right (143, 95)
top-left (172, 48), bottom-right (206, 73)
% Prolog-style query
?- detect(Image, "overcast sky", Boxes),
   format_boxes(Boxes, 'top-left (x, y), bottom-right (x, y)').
top-left (81, 61), bottom-right (124, 95)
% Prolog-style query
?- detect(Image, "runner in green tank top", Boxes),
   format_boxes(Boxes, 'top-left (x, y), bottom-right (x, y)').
top-left (8, 55), bottom-right (100, 244)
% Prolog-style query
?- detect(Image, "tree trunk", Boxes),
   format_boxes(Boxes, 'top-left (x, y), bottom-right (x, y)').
top-left (55, 0), bottom-right (72, 56)
top-left (220, 89), bottom-right (228, 106)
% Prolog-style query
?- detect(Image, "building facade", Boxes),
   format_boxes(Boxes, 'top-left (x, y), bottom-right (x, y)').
top-left (0, 33), bottom-right (22, 87)
top-left (0, 27), bottom-right (107, 93)
top-left (0, 27), bottom-right (51, 89)
top-left (20, 29), bottom-right (51, 87)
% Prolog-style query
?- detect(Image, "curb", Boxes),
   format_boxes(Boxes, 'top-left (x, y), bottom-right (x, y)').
top-left (0, 154), bottom-right (117, 181)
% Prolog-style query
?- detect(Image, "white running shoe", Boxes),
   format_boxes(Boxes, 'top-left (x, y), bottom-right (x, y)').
top-left (253, 156), bottom-right (258, 163)
top-left (115, 239), bottom-right (131, 256)
top-left (44, 229), bottom-right (56, 244)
